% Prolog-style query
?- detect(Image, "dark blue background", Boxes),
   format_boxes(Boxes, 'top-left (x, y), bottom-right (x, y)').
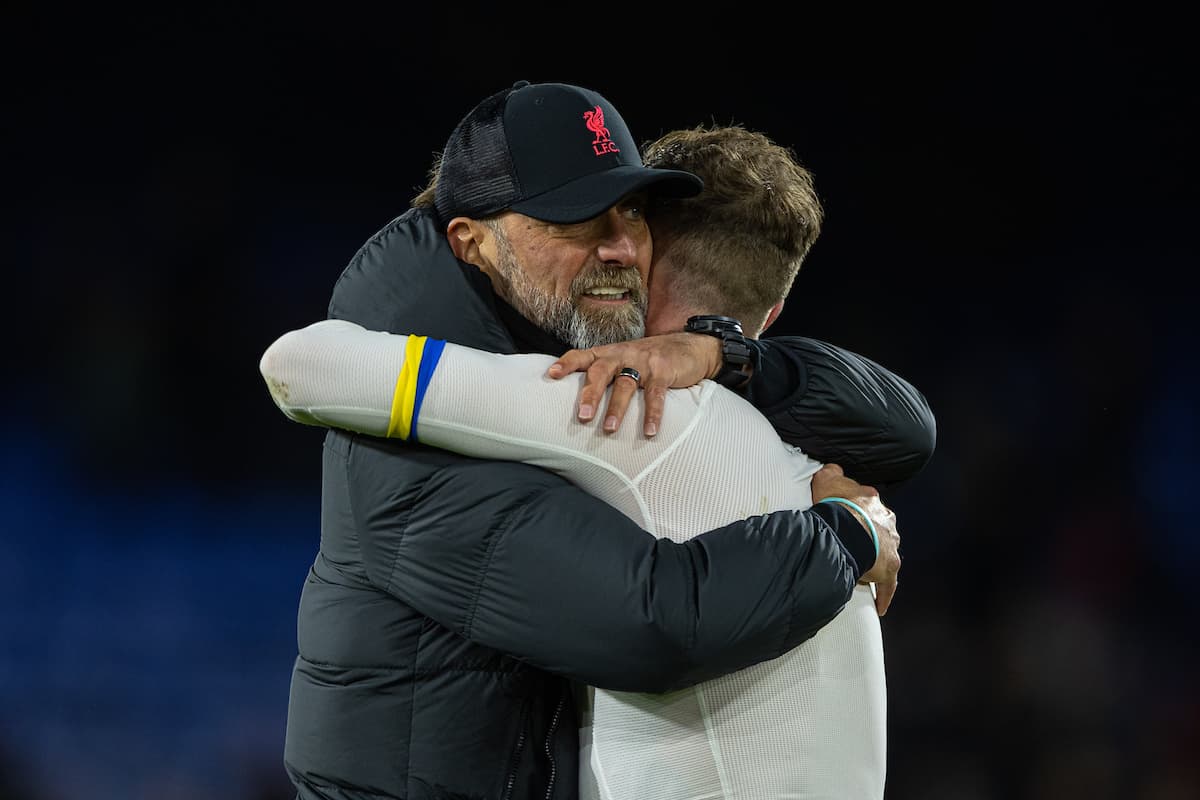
top-left (5, 9), bottom-right (1197, 799)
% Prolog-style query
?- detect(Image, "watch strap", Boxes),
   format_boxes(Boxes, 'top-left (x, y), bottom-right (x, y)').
top-left (685, 315), bottom-right (754, 389)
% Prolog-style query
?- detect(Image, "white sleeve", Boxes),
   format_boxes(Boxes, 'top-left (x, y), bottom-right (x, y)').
top-left (259, 319), bottom-right (406, 435)
top-left (259, 319), bottom-right (714, 528)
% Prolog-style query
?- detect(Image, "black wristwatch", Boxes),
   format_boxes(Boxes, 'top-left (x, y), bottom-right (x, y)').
top-left (684, 315), bottom-right (754, 390)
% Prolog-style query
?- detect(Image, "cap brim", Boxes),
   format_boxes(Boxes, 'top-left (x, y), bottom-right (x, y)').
top-left (509, 166), bottom-right (703, 224)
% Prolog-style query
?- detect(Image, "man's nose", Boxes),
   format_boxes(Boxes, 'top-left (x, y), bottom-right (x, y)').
top-left (595, 210), bottom-right (641, 266)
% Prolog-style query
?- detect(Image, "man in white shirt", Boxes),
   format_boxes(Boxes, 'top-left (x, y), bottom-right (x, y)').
top-left (261, 124), bottom-right (933, 799)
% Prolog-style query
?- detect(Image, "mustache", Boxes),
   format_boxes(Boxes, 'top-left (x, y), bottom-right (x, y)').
top-left (571, 267), bottom-right (644, 296)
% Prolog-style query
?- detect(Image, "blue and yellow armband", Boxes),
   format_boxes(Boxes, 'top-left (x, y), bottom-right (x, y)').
top-left (386, 335), bottom-right (446, 442)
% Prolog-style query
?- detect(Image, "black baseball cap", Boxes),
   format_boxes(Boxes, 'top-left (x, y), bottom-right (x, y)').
top-left (433, 81), bottom-right (703, 225)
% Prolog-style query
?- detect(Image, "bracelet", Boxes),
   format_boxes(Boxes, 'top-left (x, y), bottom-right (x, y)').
top-left (817, 497), bottom-right (879, 557)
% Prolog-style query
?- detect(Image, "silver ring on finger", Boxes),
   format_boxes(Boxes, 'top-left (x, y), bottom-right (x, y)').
top-left (616, 366), bottom-right (642, 385)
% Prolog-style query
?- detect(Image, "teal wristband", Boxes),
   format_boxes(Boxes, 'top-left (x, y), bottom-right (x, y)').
top-left (817, 497), bottom-right (879, 557)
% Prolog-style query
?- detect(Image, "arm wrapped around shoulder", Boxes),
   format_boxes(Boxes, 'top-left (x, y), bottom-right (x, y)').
top-left (745, 336), bottom-right (936, 488)
top-left (349, 448), bottom-right (868, 694)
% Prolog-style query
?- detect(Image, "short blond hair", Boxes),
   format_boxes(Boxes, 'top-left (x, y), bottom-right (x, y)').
top-left (643, 125), bottom-right (823, 327)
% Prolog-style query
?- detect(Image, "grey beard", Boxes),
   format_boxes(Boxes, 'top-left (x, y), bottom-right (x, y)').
top-left (513, 274), bottom-right (646, 349)
top-left (562, 298), bottom-right (646, 349)
top-left (492, 234), bottom-right (646, 348)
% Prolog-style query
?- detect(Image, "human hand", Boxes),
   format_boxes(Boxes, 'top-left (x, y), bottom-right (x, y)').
top-left (546, 333), bottom-right (722, 437)
top-left (811, 464), bottom-right (901, 617)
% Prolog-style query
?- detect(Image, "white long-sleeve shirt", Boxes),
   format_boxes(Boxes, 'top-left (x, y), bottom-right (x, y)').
top-left (261, 318), bottom-right (886, 800)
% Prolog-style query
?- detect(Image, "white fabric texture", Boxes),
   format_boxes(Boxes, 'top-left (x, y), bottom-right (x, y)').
top-left (261, 319), bottom-right (887, 800)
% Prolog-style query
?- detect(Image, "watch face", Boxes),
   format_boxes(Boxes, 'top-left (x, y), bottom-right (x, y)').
top-left (687, 315), bottom-right (744, 334)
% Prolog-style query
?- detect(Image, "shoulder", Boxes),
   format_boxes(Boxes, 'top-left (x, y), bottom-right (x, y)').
top-left (329, 208), bottom-right (457, 321)
top-left (326, 208), bottom-right (511, 349)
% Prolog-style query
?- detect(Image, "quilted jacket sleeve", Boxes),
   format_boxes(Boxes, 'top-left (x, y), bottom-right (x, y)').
top-left (743, 336), bottom-right (937, 489)
top-left (338, 433), bottom-right (873, 694)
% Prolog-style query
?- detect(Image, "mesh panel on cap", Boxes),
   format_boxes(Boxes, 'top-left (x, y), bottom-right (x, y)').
top-left (433, 87), bottom-right (520, 222)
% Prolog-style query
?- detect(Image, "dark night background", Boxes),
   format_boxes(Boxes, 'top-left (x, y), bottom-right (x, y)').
top-left (4, 8), bottom-right (1197, 800)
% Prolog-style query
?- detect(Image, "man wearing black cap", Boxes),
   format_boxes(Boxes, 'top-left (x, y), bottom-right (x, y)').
top-left (277, 81), bottom-right (910, 800)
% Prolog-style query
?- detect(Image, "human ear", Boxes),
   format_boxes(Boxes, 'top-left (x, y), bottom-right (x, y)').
top-left (446, 217), bottom-right (487, 267)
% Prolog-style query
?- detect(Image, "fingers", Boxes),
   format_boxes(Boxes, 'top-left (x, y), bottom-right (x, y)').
top-left (547, 348), bottom-right (597, 379)
top-left (575, 357), bottom-right (620, 423)
top-left (817, 463), bottom-right (845, 479)
top-left (873, 579), bottom-right (897, 616)
top-left (850, 496), bottom-right (900, 616)
top-left (641, 384), bottom-right (668, 437)
top-left (574, 357), bottom-right (644, 435)
top-left (551, 335), bottom-right (704, 436)
top-left (562, 349), bottom-right (657, 436)
top-left (810, 465), bottom-right (866, 504)
top-left (548, 348), bottom-right (612, 423)
top-left (603, 371), bottom-right (641, 432)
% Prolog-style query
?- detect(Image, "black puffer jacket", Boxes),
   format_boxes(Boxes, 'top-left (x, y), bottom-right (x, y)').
top-left (282, 208), bottom-right (935, 800)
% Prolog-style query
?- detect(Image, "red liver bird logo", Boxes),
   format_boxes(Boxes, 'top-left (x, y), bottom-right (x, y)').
top-left (583, 105), bottom-right (620, 155)
top-left (583, 106), bottom-right (610, 142)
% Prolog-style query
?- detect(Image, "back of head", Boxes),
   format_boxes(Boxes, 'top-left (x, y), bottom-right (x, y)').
top-left (643, 125), bottom-right (823, 328)
top-left (413, 81), bottom-right (701, 224)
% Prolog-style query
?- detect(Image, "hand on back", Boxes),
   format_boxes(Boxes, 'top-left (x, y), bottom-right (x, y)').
top-left (811, 464), bottom-right (901, 617)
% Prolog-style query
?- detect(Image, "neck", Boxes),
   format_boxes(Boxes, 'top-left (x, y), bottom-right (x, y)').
top-left (645, 303), bottom-right (691, 337)
top-left (647, 303), bottom-right (765, 338)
